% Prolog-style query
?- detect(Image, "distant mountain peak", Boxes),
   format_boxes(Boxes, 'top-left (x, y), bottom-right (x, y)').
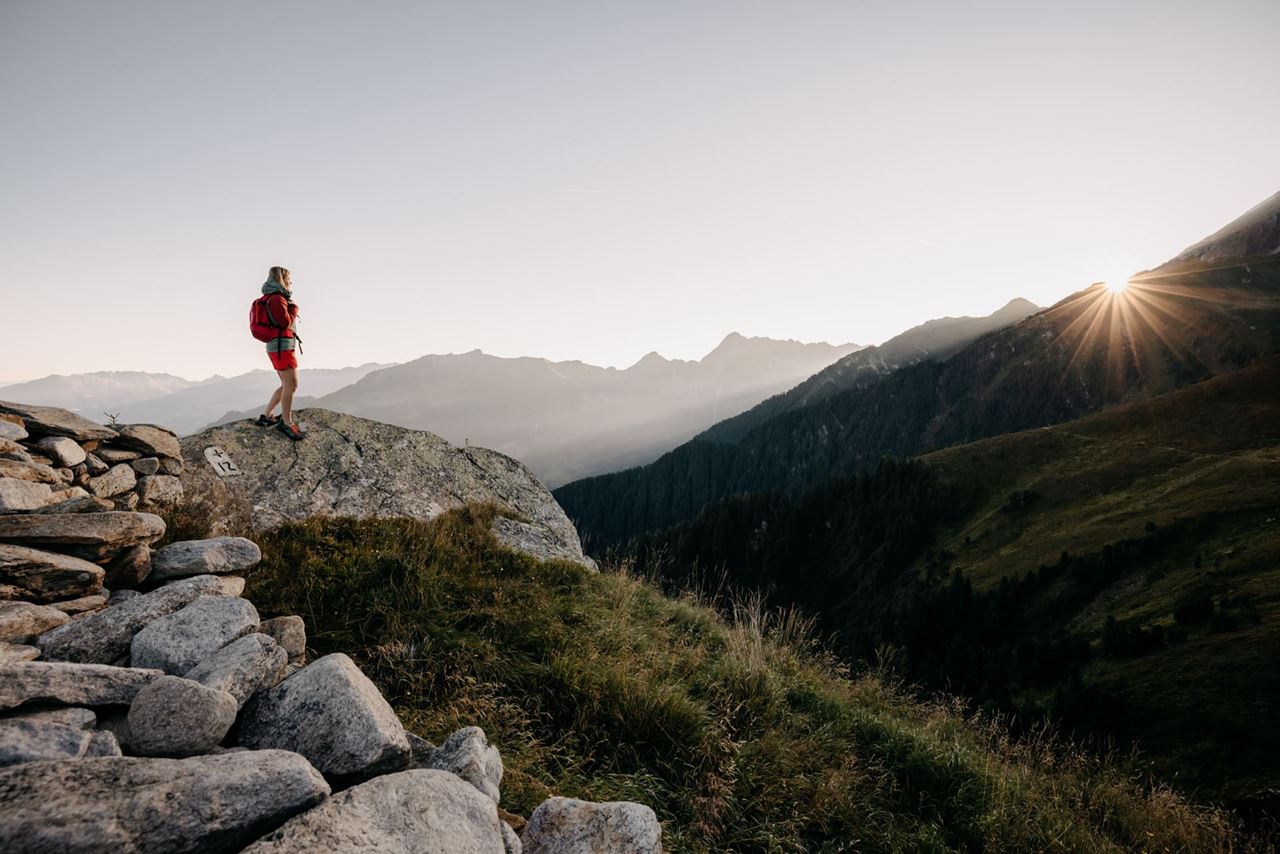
top-left (1000, 297), bottom-right (1040, 313)
top-left (628, 351), bottom-right (671, 371)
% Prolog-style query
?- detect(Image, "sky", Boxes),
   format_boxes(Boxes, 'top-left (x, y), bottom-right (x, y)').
top-left (2, 0), bottom-right (1278, 383)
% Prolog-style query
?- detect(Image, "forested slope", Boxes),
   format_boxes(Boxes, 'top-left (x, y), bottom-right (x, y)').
top-left (559, 257), bottom-right (1280, 547)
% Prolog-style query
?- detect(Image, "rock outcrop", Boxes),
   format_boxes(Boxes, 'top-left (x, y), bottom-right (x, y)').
top-left (0, 402), bottom-right (658, 852)
top-left (181, 409), bottom-right (594, 568)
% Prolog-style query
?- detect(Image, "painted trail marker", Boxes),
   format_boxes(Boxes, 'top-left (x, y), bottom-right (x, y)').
top-left (203, 446), bottom-right (242, 477)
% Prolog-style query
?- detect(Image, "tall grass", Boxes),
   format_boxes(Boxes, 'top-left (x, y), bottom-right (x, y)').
top-left (241, 507), bottom-right (1260, 853)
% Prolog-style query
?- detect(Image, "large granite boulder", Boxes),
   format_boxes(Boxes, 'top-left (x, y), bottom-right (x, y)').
top-left (150, 536), bottom-right (261, 581)
top-left (425, 725), bottom-right (503, 803)
top-left (522, 797), bottom-right (663, 854)
top-left (127, 675), bottom-right (239, 756)
top-left (0, 402), bottom-right (117, 442)
top-left (0, 750), bottom-right (330, 853)
top-left (0, 661), bottom-right (161, 710)
top-left (37, 574), bottom-right (230, 664)
top-left (241, 768), bottom-right (504, 853)
top-left (0, 544), bottom-right (105, 603)
top-left (181, 409), bottom-right (594, 568)
top-left (130, 595), bottom-right (259, 674)
top-left (0, 511), bottom-right (164, 562)
top-left (238, 652), bottom-right (410, 783)
top-left (185, 632), bottom-right (288, 708)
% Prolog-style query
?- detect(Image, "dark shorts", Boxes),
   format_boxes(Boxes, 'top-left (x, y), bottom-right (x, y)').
top-left (268, 350), bottom-right (298, 371)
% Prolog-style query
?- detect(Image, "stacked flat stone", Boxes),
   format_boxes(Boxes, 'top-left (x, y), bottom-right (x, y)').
top-left (0, 401), bottom-right (662, 853)
top-left (0, 401), bottom-right (185, 519)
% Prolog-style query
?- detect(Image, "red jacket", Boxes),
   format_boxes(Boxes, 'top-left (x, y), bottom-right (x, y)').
top-left (263, 294), bottom-right (299, 336)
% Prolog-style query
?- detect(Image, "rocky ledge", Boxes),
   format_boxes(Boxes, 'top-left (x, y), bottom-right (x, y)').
top-left (181, 409), bottom-right (595, 569)
top-left (0, 403), bottom-right (659, 853)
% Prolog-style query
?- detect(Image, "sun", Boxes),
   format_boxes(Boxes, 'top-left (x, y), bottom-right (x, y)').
top-left (1105, 278), bottom-right (1130, 295)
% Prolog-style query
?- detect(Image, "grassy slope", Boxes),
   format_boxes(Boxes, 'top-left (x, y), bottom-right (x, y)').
top-left (920, 359), bottom-right (1280, 798)
top-left (240, 507), bottom-right (1248, 853)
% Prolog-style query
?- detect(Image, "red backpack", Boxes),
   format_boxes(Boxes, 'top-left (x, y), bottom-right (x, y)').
top-left (249, 295), bottom-right (288, 343)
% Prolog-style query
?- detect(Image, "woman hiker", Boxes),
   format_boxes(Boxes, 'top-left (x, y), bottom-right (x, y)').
top-left (250, 266), bottom-right (305, 440)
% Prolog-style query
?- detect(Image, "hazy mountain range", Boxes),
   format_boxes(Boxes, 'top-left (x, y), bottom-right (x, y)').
top-left (230, 334), bottom-right (869, 486)
top-left (2, 301), bottom-right (1050, 487)
top-left (0, 364), bottom-right (394, 436)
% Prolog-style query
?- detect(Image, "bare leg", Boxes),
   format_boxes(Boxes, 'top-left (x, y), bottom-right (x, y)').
top-left (279, 369), bottom-right (298, 427)
top-left (262, 386), bottom-right (283, 418)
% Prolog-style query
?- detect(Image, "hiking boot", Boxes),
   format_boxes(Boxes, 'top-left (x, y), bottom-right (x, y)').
top-left (255, 414), bottom-right (281, 427)
top-left (276, 420), bottom-right (305, 441)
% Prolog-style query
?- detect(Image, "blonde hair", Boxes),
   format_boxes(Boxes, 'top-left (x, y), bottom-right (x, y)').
top-left (266, 266), bottom-right (292, 289)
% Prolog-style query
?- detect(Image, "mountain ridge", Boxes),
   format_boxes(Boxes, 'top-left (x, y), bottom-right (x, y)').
top-left (557, 193), bottom-right (1280, 546)
top-left (699, 297), bottom-right (1040, 444)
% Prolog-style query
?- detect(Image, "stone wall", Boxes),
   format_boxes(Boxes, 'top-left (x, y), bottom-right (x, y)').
top-left (0, 402), bottom-right (660, 853)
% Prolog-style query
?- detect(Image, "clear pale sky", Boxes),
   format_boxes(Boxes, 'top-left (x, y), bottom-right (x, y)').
top-left (2, 1), bottom-right (1278, 382)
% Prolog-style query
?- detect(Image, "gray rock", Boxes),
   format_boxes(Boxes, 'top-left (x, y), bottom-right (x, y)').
top-left (426, 725), bottom-right (503, 803)
top-left (84, 730), bottom-right (121, 756)
top-left (260, 615), bottom-right (306, 664)
top-left (185, 632), bottom-right (287, 708)
top-left (105, 543), bottom-right (151, 588)
top-left (108, 588), bottom-right (141, 605)
top-left (94, 445), bottom-right (142, 464)
top-left (522, 797), bottom-right (662, 854)
top-left (2, 706), bottom-right (96, 729)
top-left (180, 409), bottom-right (594, 567)
top-left (137, 474), bottom-right (183, 507)
top-left (0, 419), bottom-right (27, 442)
top-left (31, 494), bottom-right (114, 515)
top-left (159, 455), bottom-right (185, 475)
top-left (34, 437), bottom-right (87, 468)
top-left (84, 452), bottom-right (109, 475)
top-left (503, 821), bottom-right (524, 854)
top-left (0, 401), bottom-right (117, 442)
top-left (113, 491), bottom-right (140, 511)
top-left (0, 717), bottom-right (112, 766)
top-left (0, 510), bottom-right (165, 562)
top-left (0, 543), bottom-right (105, 603)
top-left (405, 731), bottom-right (436, 767)
top-left (0, 600), bottom-right (69, 643)
top-left (114, 424), bottom-right (182, 460)
top-left (241, 768), bottom-right (504, 854)
top-left (127, 675), bottom-right (238, 756)
top-left (0, 749), bottom-right (330, 853)
top-left (0, 661), bottom-right (161, 710)
top-left (131, 456), bottom-right (161, 476)
top-left (212, 574), bottom-right (246, 596)
top-left (0, 641), bottom-right (39, 663)
top-left (89, 462), bottom-right (136, 498)
top-left (150, 536), bottom-right (262, 581)
top-left (238, 652), bottom-right (410, 783)
top-left (36, 574), bottom-right (228, 664)
top-left (0, 477), bottom-right (53, 512)
top-left (0, 457), bottom-right (61, 484)
top-left (131, 595), bottom-right (259, 675)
